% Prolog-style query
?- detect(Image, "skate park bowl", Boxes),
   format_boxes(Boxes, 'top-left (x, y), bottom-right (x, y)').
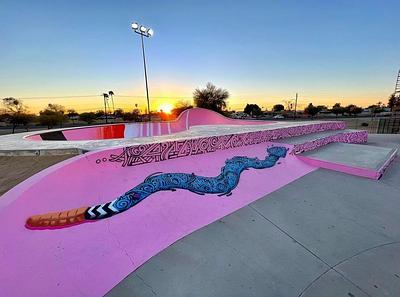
top-left (0, 108), bottom-right (398, 296)
top-left (24, 108), bottom-right (275, 141)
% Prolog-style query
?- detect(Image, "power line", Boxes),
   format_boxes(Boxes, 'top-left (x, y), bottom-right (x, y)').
top-left (13, 93), bottom-right (292, 100)
top-left (115, 95), bottom-right (193, 99)
top-left (14, 94), bottom-right (194, 100)
top-left (18, 95), bottom-right (102, 100)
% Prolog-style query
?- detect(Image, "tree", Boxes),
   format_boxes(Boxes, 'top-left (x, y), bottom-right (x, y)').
top-left (368, 102), bottom-right (385, 117)
top-left (67, 109), bottom-right (79, 124)
top-left (79, 112), bottom-right (96, 124)
top-left (272, 104), bottom-right (285, 112)
top-left (2, 97), bottom-right (31, 133)
top-left (114, 108), bottom-right (124, 118)
top-left (79, 112), bottom-right (97, 124)
top-left (304, 103), bottom-right (321, 118)
top-left (388, 93), bottom-right (400, 111)
top-left (108, 91), bottom-right (115, 115)
top-left (244, 104), bottom-right (262, 116)
top-left (193, 82), bottom-right (228, 113)
top-left (345, 104), bottom-right (363, 116)
top-left (2, 97), bottom-right (25, 113)
top-left (38, 104), bottom-right (68, 129)
top-left (9, 113), bottom-right (35, 132)
top-left (331, 103), bottom-right (345, 117)
top-left (171, 101), bottom-right (193, 118)
top-left (95, 110), bottom-right (105, 118)
top-left (122, 109), bottom-right (141, 122)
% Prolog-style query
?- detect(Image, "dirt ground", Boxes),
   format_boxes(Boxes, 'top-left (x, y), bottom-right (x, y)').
top-left (0, 155), bottom-right (76, 196)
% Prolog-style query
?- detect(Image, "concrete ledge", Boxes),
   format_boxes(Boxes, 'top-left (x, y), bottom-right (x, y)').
top-left (298, 143), bottom-right (398, 179)
top-left (0, 148), bottom-right (85, 156)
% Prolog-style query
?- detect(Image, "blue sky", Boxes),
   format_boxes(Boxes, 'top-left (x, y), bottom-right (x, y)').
top-left (0, 0), bottom-right (399, 112)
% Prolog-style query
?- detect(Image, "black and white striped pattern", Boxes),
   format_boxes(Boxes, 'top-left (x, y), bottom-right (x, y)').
top-left (85, 201), bottom-right (120, 220)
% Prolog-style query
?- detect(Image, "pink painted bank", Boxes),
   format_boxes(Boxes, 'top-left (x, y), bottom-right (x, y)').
top-left (0, 108), bottom-right (396, 296)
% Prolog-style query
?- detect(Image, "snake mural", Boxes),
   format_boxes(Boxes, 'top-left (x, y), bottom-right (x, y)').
top-left (26, 146), bottom-right (288, 229)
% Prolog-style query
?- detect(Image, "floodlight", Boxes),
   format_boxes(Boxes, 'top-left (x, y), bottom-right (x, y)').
top-left (140, 26), bottom-right (147, 32)
top-left (147, 28), bottom-right (154, 36)
top-left (131, 22), bottom-right (139, 30)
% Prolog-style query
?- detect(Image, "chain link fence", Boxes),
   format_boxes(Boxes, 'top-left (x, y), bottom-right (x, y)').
top-left (341, 117), bottom-right (400, 134)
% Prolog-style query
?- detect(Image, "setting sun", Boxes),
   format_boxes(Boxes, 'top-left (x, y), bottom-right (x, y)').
top-left (158, 103), bottom-right (173, 114)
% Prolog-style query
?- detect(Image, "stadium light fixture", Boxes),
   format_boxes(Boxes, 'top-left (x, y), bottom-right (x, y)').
top-left (131, 21), bottom-right (154, 121)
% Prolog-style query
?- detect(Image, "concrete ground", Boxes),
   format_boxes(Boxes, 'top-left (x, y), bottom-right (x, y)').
top-left (0, 154), bottom-right (76, 196)
top-left (107, 134), bottom-right (400, 297)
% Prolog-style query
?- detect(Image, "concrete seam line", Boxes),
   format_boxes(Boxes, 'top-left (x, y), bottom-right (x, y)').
top-left (135, 274), bottom-right (158, 297)
top-left (297, 268), bottom-right (332, 297)
top-left (331, 240), bottom-right (400, 269)
top-left (249, 205), bottom-right (331, 267)
top-left (331, 268), bottom-right (374, 297)
top-left (248, 205), bottom-right (347, 297)
top-left (297, 267), bottom-right (331, 297)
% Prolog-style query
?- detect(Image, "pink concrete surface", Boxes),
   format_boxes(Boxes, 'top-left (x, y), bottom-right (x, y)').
top-left (0, 142), bottom-right (316, 297)
top-left (25, 108), bottom-right (275, 141)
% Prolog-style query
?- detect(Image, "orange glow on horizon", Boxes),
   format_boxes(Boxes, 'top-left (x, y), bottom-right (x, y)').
top-left (2, 88), bottom-right (391, 115)
top-left (158, 102), bottom-right (173, 114)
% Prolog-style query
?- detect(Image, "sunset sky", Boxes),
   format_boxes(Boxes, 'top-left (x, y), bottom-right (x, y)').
top-left (1, 0), bottom-right (399, 113)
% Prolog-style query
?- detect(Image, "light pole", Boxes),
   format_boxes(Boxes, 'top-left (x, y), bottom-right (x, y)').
top-left (131, 22), bottom-right (154, 122)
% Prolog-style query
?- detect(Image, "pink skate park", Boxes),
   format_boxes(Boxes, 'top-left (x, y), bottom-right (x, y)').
top-left (0, 107), bottom-right (399, 296)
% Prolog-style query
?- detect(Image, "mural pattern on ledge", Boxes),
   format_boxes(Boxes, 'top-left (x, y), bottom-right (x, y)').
top-left (26, 146), bottom-right (288, 229)
top-left (292, 130), bottom-right (368, 154)
top-left (106, 122), bottom-right (347, 167)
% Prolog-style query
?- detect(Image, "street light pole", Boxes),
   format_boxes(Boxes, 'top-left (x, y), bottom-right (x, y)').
top-left (294, 92), bottom-right (298, 120)
top-left (132, 22), bottom-right (154, 122)
top-left (140, 34), bottom-right (151, 121)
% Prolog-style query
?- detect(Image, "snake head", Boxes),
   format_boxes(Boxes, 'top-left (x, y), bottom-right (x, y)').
top-left (267, 146), bottom-right (288, 158)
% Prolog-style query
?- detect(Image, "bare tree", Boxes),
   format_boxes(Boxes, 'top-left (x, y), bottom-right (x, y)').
top-left (193, 83), bottom-right (229, 113)
top-left (2, 97), bottom-right (29, 133)
top-left (3, 97), bottom-right (25, 113)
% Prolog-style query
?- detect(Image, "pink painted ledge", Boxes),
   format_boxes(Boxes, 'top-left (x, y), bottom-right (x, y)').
top-left (291, 130), bottom-right (368, 155)
top-left (90, 121), bottom-right (348, 168)
top-left (297, 147), bottom-right (398, 180)
top-left (297, 156), bottom-right (379, 179)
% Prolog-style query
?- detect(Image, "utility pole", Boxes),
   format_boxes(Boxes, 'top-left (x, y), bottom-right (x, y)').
top-left (294, 93), bottom-right (298, 120)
